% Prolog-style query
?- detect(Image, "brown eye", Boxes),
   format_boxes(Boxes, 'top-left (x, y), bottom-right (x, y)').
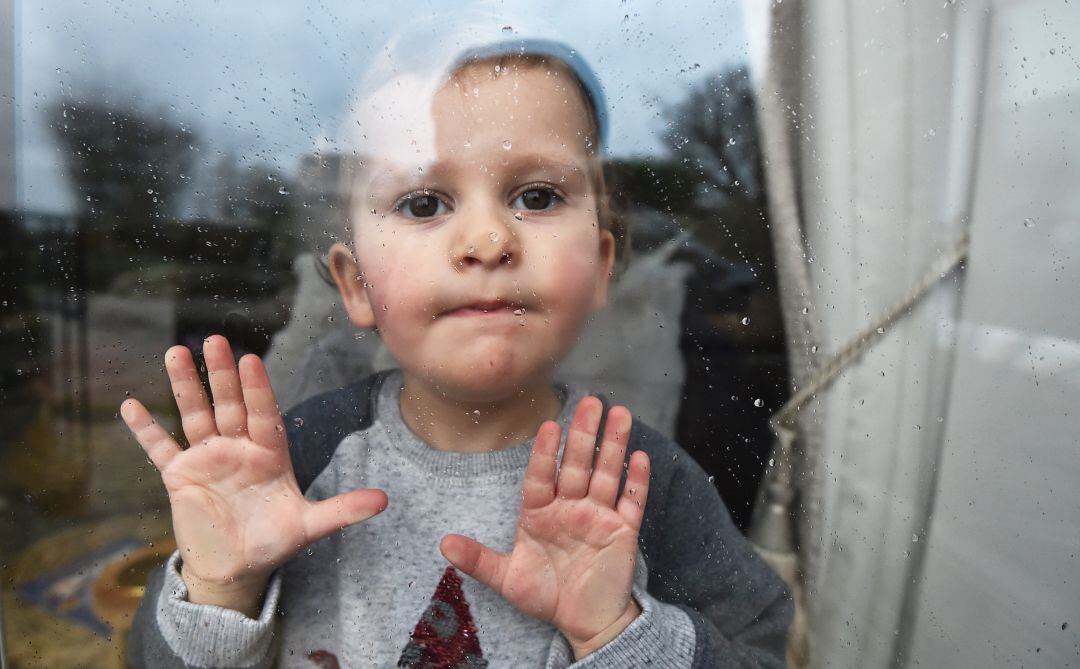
top-left (408, 195), bottom-right (441, 217)
top-left (516, 187), bottom-right (556, 210)
top-left (398, 193), bottom-right (447, 219)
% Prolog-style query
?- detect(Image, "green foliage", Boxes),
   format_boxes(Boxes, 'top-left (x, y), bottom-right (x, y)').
top-left (606, 158), bottom-right (701, 214)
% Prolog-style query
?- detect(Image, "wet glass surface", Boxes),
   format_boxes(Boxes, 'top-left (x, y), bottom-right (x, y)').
top-left (12, 2), bottom-right (1076, 667)
top-left (1, 2), bottom-right (787, 665)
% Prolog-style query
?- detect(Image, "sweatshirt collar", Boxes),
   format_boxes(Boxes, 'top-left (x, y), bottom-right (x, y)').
top-left (374, 369), bottom-right (586, 479)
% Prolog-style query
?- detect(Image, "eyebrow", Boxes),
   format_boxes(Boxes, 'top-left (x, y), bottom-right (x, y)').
top-left (498, 153), bottom-right (588, 179)
top-left (366, 153), bottom-right (589, 193)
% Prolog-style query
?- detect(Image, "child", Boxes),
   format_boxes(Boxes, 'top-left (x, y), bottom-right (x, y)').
top-left (121, 18), bottom-right (792, 669)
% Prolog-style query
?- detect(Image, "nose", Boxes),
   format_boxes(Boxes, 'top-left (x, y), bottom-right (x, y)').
top-left (449, 203), bottom-right (522, 271)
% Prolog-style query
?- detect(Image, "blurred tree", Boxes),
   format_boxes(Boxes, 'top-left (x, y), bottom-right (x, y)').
top-left (50, 97), bottom-right (196, 288)
top-left (660, 65), bottom-right (774, 279)
top-left (208, 155), bottom-right (299, 273)
top-left (662, 65), bottom-right (763, 205)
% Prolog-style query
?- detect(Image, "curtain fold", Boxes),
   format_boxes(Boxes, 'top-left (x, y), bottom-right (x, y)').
top-left (752, 1), bottom-right (816, 665)
top-left (755, 2), bottom-right (981, 666)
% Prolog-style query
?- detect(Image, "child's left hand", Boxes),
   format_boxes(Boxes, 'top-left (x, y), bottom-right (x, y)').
top-left (440, 397), bottom-right (650, 660)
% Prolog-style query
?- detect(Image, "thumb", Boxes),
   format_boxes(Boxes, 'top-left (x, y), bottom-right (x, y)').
top-left (440, 534), bottom-right (509, 593)
top-left (303, 489), bottom-right (388, 544)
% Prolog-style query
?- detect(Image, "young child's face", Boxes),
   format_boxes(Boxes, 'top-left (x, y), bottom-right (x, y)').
top-left (332, 62), bottom-right (615, 402)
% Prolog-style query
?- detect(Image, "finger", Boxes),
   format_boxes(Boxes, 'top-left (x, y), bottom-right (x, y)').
top-left (164, 344), bottom-right (219, 446)
top-left (303, 489), bottom-right (388, 543)
top-left (587, 405), bottom-right (632, 508)
top-left (616, 450), bottom-right (651, 531)
top-left (521, 421), bottom-right (561, 509)
top-left (204, 335), bottom-right (247, 438)
top-left (120, 398), bottom-right (181, 471)
top-left (238, 354), bottom-right (287, 449)
top-left (555, 396), bottom-right (603, 499)
top-left (440, 534), bottom-right (509, 594)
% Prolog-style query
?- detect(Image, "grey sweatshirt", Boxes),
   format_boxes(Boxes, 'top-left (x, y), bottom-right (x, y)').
top-left (128, 370), bottom-right (792, 668)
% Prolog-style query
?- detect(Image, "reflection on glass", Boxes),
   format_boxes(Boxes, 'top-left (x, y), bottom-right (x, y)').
top-left (1, 3), bottom-right (788, 667)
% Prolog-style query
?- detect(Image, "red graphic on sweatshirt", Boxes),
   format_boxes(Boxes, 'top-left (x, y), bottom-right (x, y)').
top-left (305, 649), bottom-right (341, 668)
top-left (397, 567), bottom-right (487, 668)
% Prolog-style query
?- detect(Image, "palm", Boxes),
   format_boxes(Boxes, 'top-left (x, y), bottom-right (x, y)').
top-left (162, 434), bottom-right (310, 582)
top-left (441, 398), bottom-right (651, 653)
top-left (505, 496), bottom-right (640, 639)
top-left (121, 336), bottom-right (387, 587)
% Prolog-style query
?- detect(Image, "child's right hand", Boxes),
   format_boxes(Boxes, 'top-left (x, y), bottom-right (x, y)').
top-left (120, 335), bottom-right (388, 616)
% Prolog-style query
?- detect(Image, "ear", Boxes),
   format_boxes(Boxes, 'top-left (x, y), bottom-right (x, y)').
top-left (328, 242), bottom-right (376, 328)
top-left (591, 229), bottom-right (617, 310)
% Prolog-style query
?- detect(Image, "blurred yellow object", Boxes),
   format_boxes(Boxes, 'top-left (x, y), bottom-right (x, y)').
top-left (1, 404), bottom-right (90, 511)
top-left (2, 512), bottom-right (172, 669)
top-left (92, 539), bottom-right (177, 667)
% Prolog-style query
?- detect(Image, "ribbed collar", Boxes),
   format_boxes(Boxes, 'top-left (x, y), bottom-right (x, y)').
top-left (373, 369), bottom-right (585, 480)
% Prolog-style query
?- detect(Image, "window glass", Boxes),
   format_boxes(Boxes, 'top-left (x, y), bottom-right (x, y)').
top-left (1, 2), bottom-right (785, 666)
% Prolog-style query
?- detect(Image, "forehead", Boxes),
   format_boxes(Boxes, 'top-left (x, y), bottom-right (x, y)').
top-left (435, 59), bottom-right (595, 148)
top-left (354, 62), bottom-right (596, 184)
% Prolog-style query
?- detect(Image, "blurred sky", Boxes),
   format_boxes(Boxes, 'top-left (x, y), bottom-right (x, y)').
top-left (16, 0), bottom-right (752, 215)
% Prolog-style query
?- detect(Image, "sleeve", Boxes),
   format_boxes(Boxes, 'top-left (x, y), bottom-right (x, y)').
top-left (635, 447), bottom-right (794, 668)
top-left (126, 550), bottom-right (284, 669)
top-left (544, 432), bottom-right (793, 669)
top-left (544, 581), bottom-right (697, 668)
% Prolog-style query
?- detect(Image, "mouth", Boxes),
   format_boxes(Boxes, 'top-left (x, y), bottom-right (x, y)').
top-left (441, 298), bottom-right (529, 318)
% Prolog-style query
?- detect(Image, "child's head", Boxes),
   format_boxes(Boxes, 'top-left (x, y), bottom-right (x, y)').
top-left (329, 25), bottom-right (621, 402)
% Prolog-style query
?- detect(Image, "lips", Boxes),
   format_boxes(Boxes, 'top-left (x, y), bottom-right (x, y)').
top-left (442, 298), bottom-right (527, 317)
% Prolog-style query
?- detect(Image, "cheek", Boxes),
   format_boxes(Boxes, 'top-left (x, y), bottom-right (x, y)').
top-left (355, 233), bottom-right (438, 323)
top-left (530, 232), bottom-right (607, 314)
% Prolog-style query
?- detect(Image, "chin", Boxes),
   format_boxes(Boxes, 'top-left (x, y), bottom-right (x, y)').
top-left (421, 349), bottom-right (552, 403)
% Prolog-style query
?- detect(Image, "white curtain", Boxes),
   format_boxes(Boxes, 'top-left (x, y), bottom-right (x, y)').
top-left (761, 0), bottom-right (1080, 666)
top-left (758, 1), bottom-right (984, 666)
